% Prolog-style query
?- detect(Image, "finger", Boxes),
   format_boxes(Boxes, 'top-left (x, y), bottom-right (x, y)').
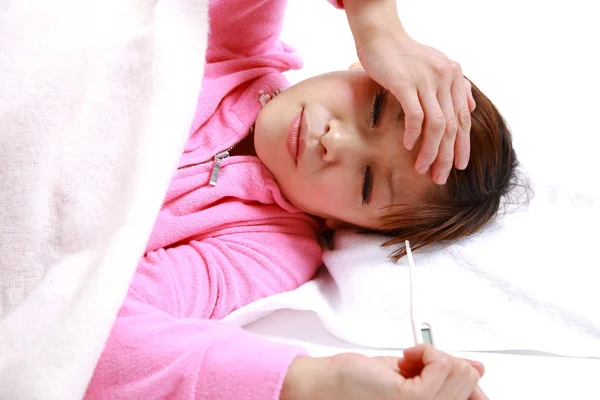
top-left (469, 385), bottom-right (489, 400)
top-left (465, 78), bottom-right (476, 112)
top-left (403, 345), bottom-right (452, 397)
top-left (399, 369), bottom-right (421, 379)
top-left (430, 87), bottom-right (457, 185)
top-left (434, 359), bottom-right (480, 400)
top-left (451, 73), bottom-right (471, 171)
top-left (401, 344), bottom-right (433, 362)
top-left (390, 84), bottom-right (424, 152)
top-left (398, 357), bottom-right (424, 371)
top-left (349, 61), bottom-right (363, 71)
top-left (401, 358), bottom-right (484, 378)
top-left (414, 88), bottom-right (446, 175)
top-left (468, 360), bottom-right (485, 377)
top-left (398, 357), bottom-right (424, 379)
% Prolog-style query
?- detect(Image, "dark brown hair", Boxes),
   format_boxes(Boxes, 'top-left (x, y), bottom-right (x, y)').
top-left (374, 79), bottom-right (528, 261)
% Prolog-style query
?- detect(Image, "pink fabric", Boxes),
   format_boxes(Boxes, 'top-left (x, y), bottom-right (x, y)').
top-left (85, 1), bottom-right (343, 399)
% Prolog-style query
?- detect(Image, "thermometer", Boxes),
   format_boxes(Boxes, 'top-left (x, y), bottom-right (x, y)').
top-left (405, 240), bottom-right (434, 346)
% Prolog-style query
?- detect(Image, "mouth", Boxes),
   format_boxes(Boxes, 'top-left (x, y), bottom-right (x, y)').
top-left (287, 107), bottom-right (305, 164)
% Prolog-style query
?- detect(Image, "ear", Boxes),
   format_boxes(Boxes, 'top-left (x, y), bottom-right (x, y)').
top-left (348, 61), bottom-right (363, 71)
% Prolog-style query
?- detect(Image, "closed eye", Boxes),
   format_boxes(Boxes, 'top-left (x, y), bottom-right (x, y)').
top-left (362, 166), bottom-right (372, 205)
top-left (370, 90), bottom-right (385, 127)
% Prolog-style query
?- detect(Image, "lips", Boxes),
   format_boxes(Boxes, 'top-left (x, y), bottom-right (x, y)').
top-left (287, 107), bottom-right (304, 163)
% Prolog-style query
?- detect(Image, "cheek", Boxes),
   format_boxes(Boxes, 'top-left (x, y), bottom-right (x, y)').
top-left (254, 108), bottom-right (290, 170)
top-left (255, 102), bottom-right (282, 141)
top-left (272, 175), bottom-right (330, 219)
top-left (300, 175), bottom-right (350, 216)
top-left (287, 73), bottom-right (362, 112)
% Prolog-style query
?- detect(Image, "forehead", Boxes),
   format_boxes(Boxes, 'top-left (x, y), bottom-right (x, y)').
top-left (305, 69), bottom-right (374, 89)
top-left (390, 161), bottom-right (433, 204)
top-left (371, 97), bottom-right (433, 204)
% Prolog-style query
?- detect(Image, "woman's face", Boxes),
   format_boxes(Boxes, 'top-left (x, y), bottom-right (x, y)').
top-left (254, 67), bottom-right (434, 229)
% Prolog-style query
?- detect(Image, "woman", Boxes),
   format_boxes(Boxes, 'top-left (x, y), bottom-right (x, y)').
top-left (86, 0), bottom-right (518, 399)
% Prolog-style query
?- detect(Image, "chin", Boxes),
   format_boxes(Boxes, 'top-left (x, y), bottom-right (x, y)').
top-left (284, 196), bottom-right (321, 218)
top-left (252, 122), bottom-right (271, 164)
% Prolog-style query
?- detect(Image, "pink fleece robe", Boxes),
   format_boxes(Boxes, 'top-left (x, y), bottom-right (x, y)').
top-left (85, 1), bottom-right (342, 399)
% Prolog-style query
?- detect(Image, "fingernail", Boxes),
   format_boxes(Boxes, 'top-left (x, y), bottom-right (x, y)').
top-left (404, 138), bottom-right (414, 151)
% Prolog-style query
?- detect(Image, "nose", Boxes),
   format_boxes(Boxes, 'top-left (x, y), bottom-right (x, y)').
top-left (320, 119), bottom-right (361, 164)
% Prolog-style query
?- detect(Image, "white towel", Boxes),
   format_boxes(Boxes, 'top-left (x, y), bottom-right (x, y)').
top-left (226, 183), bottom-right (600, 358)
top-left (0, 1), bottom-right (209, 398)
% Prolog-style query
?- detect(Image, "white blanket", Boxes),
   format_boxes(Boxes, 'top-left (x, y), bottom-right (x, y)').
top-left (0, 1), bottom-right (209, 399)
top-left (226, 183), bottom-right (600, 358)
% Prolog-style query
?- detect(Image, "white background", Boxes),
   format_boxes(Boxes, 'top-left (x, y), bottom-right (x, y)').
top-left (280, 0), bottom-right (600, 197)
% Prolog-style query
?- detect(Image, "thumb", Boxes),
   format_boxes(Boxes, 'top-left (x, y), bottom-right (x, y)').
top-left (398, 352), bottom-right (484, 378)
top-left (468, 360), bottom-right (485, 377)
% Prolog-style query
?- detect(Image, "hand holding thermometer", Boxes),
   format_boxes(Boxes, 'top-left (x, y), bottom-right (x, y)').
top-left (406, 240), bottom-right (434, 346)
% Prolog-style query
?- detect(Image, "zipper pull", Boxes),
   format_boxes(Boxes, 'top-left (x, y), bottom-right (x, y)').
top-left (209, 151), bottom-right (230, 186)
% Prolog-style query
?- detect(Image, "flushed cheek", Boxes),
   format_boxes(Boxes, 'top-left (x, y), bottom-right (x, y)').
top-left (325, 82), bottom-right (361, 115)
top-left (298, 75), bottom-right (360, 113)
top-left (311, 184), bottom-right (349, 217)
top-left (285, 181), bottom-right (334, 217)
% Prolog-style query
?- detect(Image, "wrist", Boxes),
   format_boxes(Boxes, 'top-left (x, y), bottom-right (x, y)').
top-left (280, 356), bottom-right (334, 400)
top-left (343, 0), bottom-right (407, 48)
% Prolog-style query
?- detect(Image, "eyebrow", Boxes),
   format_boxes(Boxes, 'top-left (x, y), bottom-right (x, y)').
top-left (380, 89), bottom-right (389, 124)
top-left (386, 167), bottom-right (396, 207)
top-left (380, 89), bottom-right (397, 207)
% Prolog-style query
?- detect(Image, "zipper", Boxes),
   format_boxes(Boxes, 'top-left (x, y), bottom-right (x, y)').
top-left (178, 141), bottom-right (241, 186)
top-left (208, 150), bottom-right (230, 186)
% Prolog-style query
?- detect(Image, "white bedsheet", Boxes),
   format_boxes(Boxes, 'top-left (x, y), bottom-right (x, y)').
top-left (234, 1), bottom-right (600, 398)
top-left (226, 183), bottom-right (600, 358)
top-left (225, 0), bottom-right (600, 362)
top-left (246, 310), bottom-right (600, 399)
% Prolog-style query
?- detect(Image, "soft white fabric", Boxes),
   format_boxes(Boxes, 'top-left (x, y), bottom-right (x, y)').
top-left (226, 0), bottom-right (600, 362)
top-left (226, 183), bottom-right (600, 358)
top-left (246, 309), bottom-right (600, 399)
top-left (0, 0), bottom-right (209, 398)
